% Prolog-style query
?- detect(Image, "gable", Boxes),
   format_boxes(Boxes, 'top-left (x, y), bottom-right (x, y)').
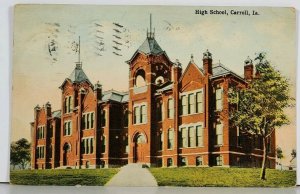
top-left (180, 63), bottom-right (205, 92)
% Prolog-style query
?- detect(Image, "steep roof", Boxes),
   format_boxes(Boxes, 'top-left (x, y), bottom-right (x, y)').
top-left (100, 90), bottom-right (129, 103)
top-left (138, 37), bottom-right (164, 55)
top-left (52, 110), bottom-right (61, 118)
top-left (68, 65), bottom-right (91, 83)
top-left (126, 37), bottom-right (171, 64)
top-left (211, 62), bottom-right (244, 81)
top-left (59, 63), bottom-right (93, 89)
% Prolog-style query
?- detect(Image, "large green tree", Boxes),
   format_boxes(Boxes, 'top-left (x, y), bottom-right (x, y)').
top-left (10, 138), bottom-right (31, 170)
top-left (229, 52), bottom-right (294, 180)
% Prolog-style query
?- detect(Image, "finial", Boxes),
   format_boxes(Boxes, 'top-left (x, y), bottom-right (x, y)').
top-left (175, 59), bottom-right (182, 68)
top-left (203, 49), bottom-right (212, 59)
top-left (244, 56), bottom-right (253, 66)
top-left (190, 54), bottom-right (194, 63)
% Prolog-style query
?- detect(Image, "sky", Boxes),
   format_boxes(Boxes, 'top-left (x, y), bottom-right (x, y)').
top-left (12, 5), bottom-right (296, 165)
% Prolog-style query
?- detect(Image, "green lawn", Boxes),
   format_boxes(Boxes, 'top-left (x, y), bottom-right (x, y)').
top-left (10, 168), bottom-right (119, 186)
top-left (149, 167), bottom-right (296, 187)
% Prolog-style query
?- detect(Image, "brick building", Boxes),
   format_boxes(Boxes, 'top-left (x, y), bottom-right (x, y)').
top-left (30, 23), bottom-right (275, 170)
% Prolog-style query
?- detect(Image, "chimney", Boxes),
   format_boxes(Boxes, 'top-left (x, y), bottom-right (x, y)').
top-left (94, 81), bottom-right (102, 101)
top-left (45, 102), bottom-right (52, 117)
top-left (172, 59), bottom-right (182, 83)
top-left (244, 56), bottom-right (254, 81)
top-left (34, 104), bottom-right (41, 119)
top-left (203, 49), bottom-right (212, 75)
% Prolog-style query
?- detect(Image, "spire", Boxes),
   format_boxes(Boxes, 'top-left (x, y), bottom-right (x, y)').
top-left (76, 36), bottom-right (82, 69)
top-left (147, 14), bottom-right (155, 39)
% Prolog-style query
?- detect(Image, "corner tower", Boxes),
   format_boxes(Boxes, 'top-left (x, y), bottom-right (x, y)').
top-left (126, 15), bottom-right (174, 166)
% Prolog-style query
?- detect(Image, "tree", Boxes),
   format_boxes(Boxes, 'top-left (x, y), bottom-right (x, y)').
top-left (276, 147), bottom-right (283, 170)
top-left (229, 52), bottom-right (294, 180)
top-left (10, 138), bottom-right (31, 169)
top-left (291, 149), bottom-right (296, 161)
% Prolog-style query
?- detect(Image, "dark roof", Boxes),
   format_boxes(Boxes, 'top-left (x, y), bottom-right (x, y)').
top-left (60, 63), bottom-right (92, 88)
top-left (68, 65), bottom-right (90, 83)
top-left (100, 90), bottom-right (128, 103)
top-left (52, 110), bottom-right (61, 118)
top-left (126, 37), bottom-right (171, 64)
top-left (211, 63), bottom-right (244, 80)
top-left (138, 37), bottom-right (164, 55)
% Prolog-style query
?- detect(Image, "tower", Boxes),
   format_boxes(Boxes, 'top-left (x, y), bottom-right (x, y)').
top-left (126, 14), bottom-right (174, 166)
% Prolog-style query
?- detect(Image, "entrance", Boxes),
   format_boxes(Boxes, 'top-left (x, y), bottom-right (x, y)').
top-left (134, 133), bottom-right (146, 163)
top-left (63, 143), bottom-right (71, 166)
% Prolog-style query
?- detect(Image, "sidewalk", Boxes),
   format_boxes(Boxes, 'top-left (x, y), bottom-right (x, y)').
top-left (105, 163), bottom-right (158, 187)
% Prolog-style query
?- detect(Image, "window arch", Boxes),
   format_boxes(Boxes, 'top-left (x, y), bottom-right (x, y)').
top-left (134, 69), bottom-right (146, 87)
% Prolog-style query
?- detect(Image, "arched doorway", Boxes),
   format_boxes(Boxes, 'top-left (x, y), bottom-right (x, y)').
top-left (63, 143), bottom-right (71, 166)
top-left (134, 133), bottom-right (146, 163)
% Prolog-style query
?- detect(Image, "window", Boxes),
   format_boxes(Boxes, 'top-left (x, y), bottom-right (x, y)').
top-left (37, 126), bottom-right (45, 139)
top-left (64, 96), bottom-right (73, 113)
top-left (216, 88), bottom-right (223, 111)
top-left (134, 106), bottom-right (140, 124)
top-left (158, 132), bottom-right (163, 151)
top-left (156, 101), bottom-right (162, 121)
top-left (196, 126), bottom-right (203, 147)
top-left (216, 122), bottom-right (223, 145)
top-left (196, 91), bottom-right (203, 113)
top-left (141, 105), bottom-right (147, 123)
top-left (181, 95), bottom-right (188, 115)
top-left (101, 136), bottom-right (106, 153)
top-left (64, 121), bottom-right (72, 136)
top-left (167, 158), bottom-right (173, 167)
top-left (216, 155), bottom-right (223, 166)
top-left (124, 137), bottom-right (129, 153)
top-left (181, 89), bottom-right (204, 115)
top-left (82, 137), bottom-right (94, 154)
top-left (181, 157), bottom-right (187, 166)
top-left (181, 127), bottom-right (188, 148)
top-left (49, 145), bottom-right (53, 158)
top-left (49, 126), bottom-right (53, 138)
top-left (36, 146), bottom-right (45, 159)
top-left (101, 110), bottom-right (106, 127)
top-left (237, 127), bottom-right (242, 147)
top-left (188, 126), bottom-right (195, 147)
top-left (167, 129), bottom-right (174, 150)
top-left (196, 156), bottom-right (203, 166)
top-left (167, 98), bottom-right (174, 119)
top-left (188, 93), bottom-right (195, 114)
top-left (267, 138), bottom-right (271, 153)
top-left (133, 104), bottom-right (147, 124)
top-left (82, 112), bottom-right (95, 129)
top-left (180, 124), bottom-right (203, 148)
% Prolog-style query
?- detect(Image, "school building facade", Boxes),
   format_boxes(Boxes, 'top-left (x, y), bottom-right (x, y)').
top-left (30, 26), bottom-right (276, 170)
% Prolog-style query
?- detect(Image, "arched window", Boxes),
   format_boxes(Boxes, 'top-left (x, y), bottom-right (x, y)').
top-left (135, 69), bottom-right (146, 87)
top-left (63, 143), bottom-right (71, 152)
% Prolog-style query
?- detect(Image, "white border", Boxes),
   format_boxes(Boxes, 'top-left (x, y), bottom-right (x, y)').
top-left (0, 0), bottom-right (299, 185)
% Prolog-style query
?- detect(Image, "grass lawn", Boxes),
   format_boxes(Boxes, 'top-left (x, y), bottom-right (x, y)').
top-left (149, 167), bottom-right (296, 187)
top-left (10, 168), bottom-right (119, 186)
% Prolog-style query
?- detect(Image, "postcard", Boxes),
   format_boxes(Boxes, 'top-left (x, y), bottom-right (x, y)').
top-left (10, 4), bottom-right (296, 187)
